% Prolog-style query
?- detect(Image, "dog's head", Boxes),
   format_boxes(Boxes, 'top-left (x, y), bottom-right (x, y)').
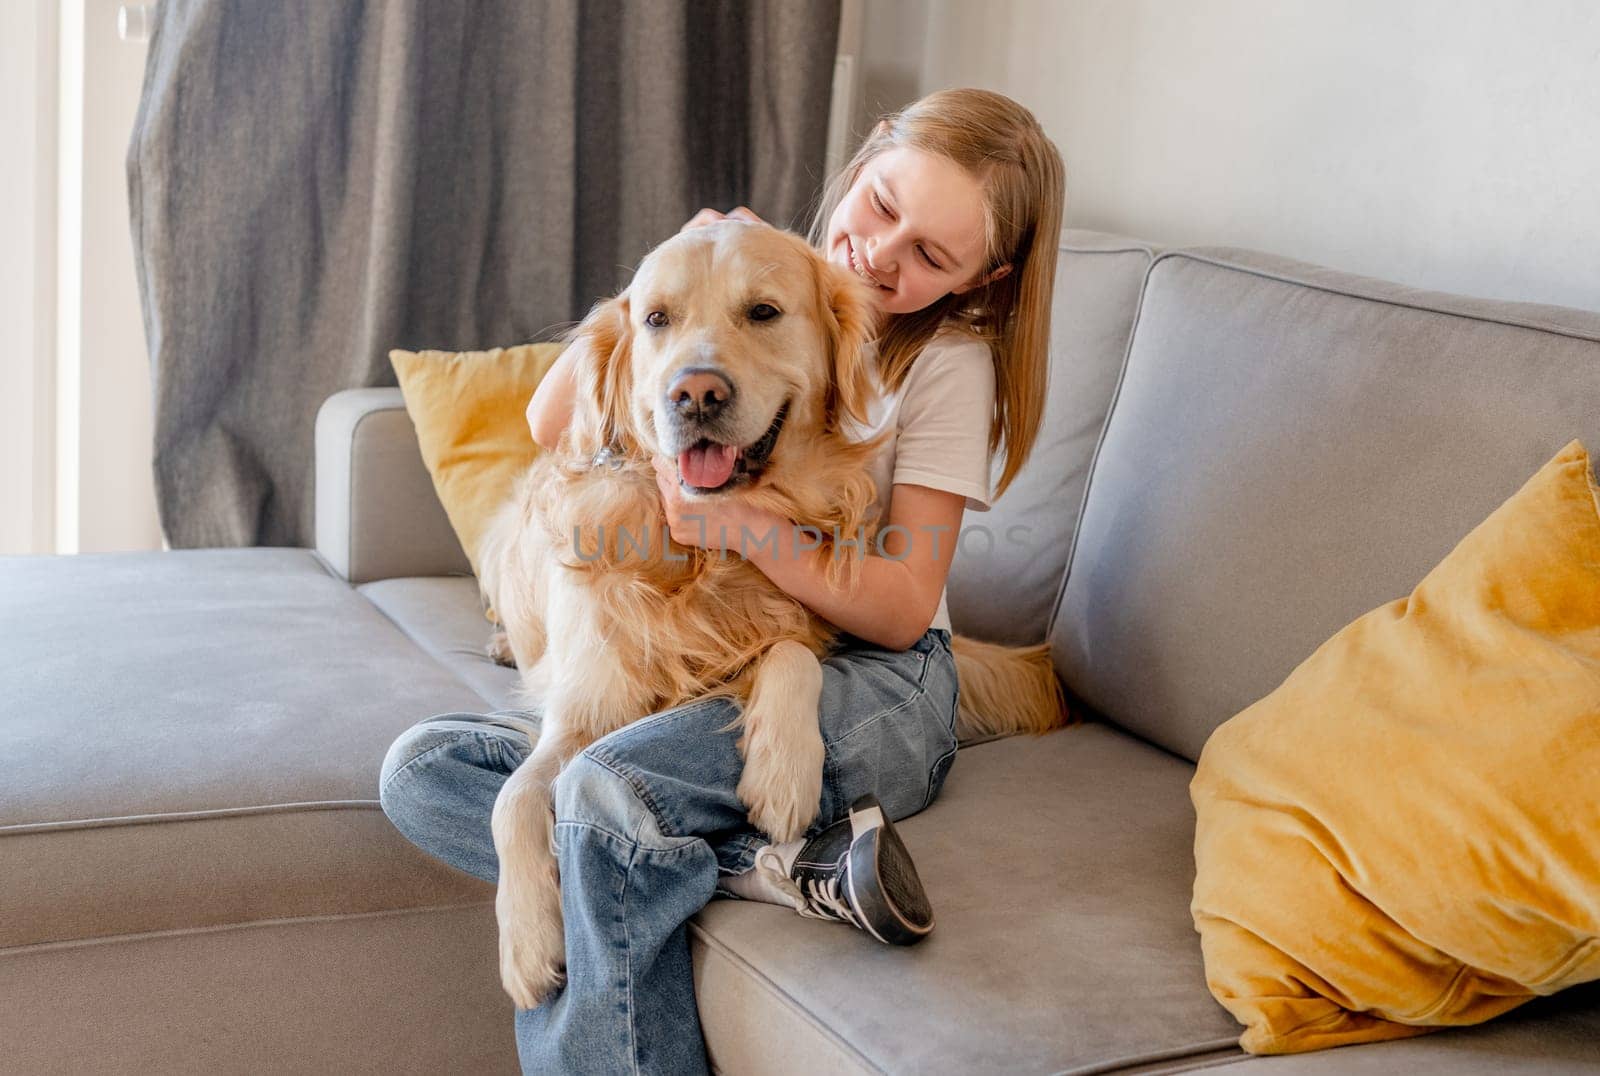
top-left (562, 220), bottom-right (879, 496)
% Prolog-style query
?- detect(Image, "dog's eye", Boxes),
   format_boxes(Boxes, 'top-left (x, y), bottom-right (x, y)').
top-left (748, 303), bottom-right (781, 322)
top-left (645, 311), bottom-right (669, 328)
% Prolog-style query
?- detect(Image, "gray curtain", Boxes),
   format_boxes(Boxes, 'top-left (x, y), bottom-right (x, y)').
top-left (128, 0), bottom-right (842, 549)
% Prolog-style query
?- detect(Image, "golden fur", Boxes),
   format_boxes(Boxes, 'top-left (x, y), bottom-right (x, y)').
top-left (478, 221), bottom-right (1073, 1010)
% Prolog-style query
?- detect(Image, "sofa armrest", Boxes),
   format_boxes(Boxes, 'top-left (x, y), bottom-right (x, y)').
top-left (314, 387), bottom-right (473, 584)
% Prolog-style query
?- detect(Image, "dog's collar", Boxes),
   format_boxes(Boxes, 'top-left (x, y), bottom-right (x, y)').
top-left (590, 444), bottom-right (626, 470)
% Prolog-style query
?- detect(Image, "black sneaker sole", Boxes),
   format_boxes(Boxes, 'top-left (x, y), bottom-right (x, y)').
top-left (843, 794), bottom-right (935, 946)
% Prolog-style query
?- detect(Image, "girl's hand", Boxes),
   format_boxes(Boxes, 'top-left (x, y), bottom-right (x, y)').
top-left (679, 205), bottom-right (766, 233)
top-left (651, 456), bottom-right (771, 555)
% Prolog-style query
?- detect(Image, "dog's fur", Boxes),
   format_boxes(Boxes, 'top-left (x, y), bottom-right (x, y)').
top-left (478, 221), bottom-right (1071, 1010)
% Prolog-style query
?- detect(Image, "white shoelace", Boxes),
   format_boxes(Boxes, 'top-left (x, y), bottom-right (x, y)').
top-left (798, 874), bottom-right (861, 928)
top-left (717, 843), bottom-right (866, 930)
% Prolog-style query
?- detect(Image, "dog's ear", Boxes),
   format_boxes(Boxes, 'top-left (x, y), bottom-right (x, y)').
top-left (565, 289), bottom-right (637, 455)
top-left (817, 262), bottom-right (879, 430)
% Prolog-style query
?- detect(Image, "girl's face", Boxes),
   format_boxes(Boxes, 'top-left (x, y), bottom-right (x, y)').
top-left (825, 145), bottom-right (996, 316)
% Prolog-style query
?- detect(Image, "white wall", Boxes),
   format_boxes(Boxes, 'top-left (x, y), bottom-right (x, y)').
top-left (860, 0), bottom-right (1600, 312)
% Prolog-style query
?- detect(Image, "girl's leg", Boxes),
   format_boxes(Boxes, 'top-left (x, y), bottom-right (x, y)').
top-left (375, 628), bottom-right (958, 1075)
top-left (378, 707), bottom-right (725, 1072)
top-left (379, 711), bottom-right (540, 883)
top-left (517, 628), bottom-right (958, 1074)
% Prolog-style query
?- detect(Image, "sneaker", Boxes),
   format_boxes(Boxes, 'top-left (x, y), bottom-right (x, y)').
top-left (787, 793), bottom-right (935, 945)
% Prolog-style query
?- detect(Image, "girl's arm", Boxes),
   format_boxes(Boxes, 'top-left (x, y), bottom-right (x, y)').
top-left (649, 458), bottom-right (965, 651)
top-left (744, 484), bottom-right (964, 651)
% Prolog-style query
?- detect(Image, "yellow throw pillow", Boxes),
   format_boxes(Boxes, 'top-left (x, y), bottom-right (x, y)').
top-left (1190, 438), bottom-right (1600, 1055)
top-left (389, 343), bottom-right (564, 590)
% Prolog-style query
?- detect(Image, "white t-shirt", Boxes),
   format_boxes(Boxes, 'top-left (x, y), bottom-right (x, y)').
top-left (840, 324), bottom-right (996, 634)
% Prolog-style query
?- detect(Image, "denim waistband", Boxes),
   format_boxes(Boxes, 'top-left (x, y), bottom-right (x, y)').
top-left (834, 626), bottom-right (950, 656)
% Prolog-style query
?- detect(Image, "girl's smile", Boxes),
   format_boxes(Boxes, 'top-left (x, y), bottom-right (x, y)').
top-left (846, 237), bottom-right (892, 292)
top-left (826, 144), bottom-right (995, 315)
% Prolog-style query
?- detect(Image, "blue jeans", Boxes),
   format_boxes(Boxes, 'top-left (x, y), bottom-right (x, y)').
top-left (378, 627), bottom-right (958, 1075)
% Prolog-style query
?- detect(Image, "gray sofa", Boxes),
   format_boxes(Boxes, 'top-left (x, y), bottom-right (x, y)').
top-left (4, 229), bottom-right (1600, 1074)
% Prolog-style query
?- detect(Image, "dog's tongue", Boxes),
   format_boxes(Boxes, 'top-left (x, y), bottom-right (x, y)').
top-left (679, 442), bottom-right (739, 488)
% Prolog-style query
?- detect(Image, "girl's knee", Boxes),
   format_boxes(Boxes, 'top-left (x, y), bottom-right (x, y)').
top-left (559, 705), bottom-right (752, 849)
top-left (379, 726), bottom-right (449, 824)
top-left (555, 749), bottom-right (711, 856)
top-left (379, 720), bottom-right (460, 793)
top-left (378, 714), bottom-right (522, 807)
top-left (553, 751), bottom-right (644, 832)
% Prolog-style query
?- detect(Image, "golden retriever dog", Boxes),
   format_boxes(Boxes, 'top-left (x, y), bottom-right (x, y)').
top-left (477, 220), bottom-right (1067, 1010)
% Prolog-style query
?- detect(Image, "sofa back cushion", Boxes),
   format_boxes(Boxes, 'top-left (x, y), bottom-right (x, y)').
top-left (1050, 246), bottom-right (1600, 763)
top-left (946, 230), bottom-right (1159, 645)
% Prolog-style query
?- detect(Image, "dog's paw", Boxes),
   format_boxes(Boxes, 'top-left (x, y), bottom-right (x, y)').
top-left (487, 629), bottom-right (516, 667)
top-left (736, 725), bottom-right (824, 844)
top-left (495, 864), bottom-right (567, 1010)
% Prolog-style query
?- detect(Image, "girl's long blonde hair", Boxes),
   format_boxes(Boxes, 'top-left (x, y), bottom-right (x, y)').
top-left (806, 88), bottom-right (1066, 499)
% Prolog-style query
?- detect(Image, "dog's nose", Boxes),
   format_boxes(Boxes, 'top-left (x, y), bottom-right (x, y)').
top-left (667, 367), bottom-right (735, 424)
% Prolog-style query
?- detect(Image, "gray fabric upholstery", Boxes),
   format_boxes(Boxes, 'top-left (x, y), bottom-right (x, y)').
top-left (946, 230), bottom-right (1161, 645)
top-left (691, 931), bottom-right (880, 1075)
top-left (2, 904), bottom-right (518, 1076)
top-left (691, 723), bottom-right (1246, 1073)
top-left (129, 0), bottom-right (841, 549)
top-left (358, 575), bottom-right (520, 709)
top-left (314, 387), bottom-right (472, 584)
top-left (0, 547), bottom-right (514, 1070)
top-left (1050, 246), bottom-right (1600, 763)
top-left (0, 549), bottom-right (492, 950)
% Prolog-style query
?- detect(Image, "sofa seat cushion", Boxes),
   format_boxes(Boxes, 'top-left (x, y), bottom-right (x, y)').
top-left (0, 549), bottom-right (497, 950)
top-left (688, 721), bottom-right (1246, 1074)
top-left (357, 575), bottom-right (519, 710)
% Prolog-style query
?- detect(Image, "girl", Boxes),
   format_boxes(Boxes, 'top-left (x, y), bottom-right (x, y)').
top-left (379, 88), bottom-right (1065, 1075)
